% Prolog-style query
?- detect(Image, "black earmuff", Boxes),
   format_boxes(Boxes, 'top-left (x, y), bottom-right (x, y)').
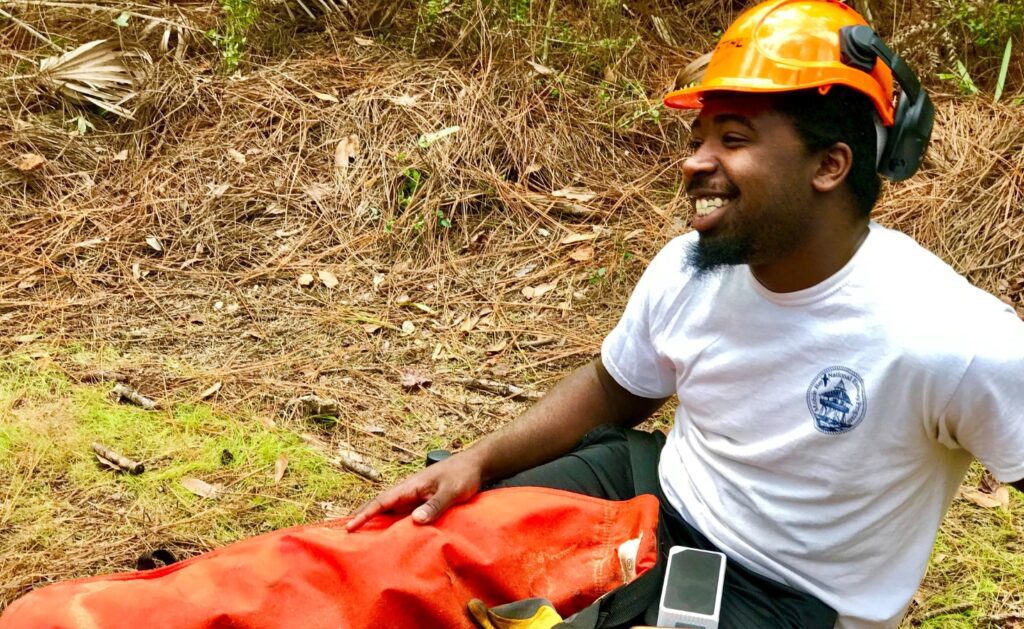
top-left (839, 25), bottom-right (935, 181)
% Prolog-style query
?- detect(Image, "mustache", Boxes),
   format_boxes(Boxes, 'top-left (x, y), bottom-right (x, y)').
top-left (686, 173), bottom-right (739, 197)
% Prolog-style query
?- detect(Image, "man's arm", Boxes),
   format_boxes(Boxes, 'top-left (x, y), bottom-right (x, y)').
top-left (345, 358), bottom-right (668, 530)
top-left (1013, 479), bottom-right (1024, 494)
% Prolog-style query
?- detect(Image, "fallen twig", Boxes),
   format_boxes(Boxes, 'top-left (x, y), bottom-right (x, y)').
top-left (914, 603), bottom-right (973, 623)
top-left (516, 337), bottom-right (557, 349)
top-left (335, 447), bottom-right (382, 482)
top-left (92, 442), bottom-right (144, 474)
top-left (450, 377), bottom-right (544, 402)
top-left (111, 383), bottom-right (157, 410)
top-left (301, 434), bottom-right (382, 482)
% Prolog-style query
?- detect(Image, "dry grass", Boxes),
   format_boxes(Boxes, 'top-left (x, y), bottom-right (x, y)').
top-left (1, 0), bottom-right (1023, 624)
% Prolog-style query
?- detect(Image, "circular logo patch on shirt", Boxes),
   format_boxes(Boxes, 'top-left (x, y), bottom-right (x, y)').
top-left (806, 366), bottom-right (867, 435)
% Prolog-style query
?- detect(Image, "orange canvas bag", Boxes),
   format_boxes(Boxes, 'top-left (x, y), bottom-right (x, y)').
top-left (1, 487), bottom-right (660, 629)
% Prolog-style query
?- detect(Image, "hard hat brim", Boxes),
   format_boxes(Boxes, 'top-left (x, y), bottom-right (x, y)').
top-left (664, 78), bottom-right (895, 127)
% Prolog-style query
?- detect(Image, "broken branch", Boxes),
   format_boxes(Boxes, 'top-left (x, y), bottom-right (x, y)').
top-left (111, 383), bottom-right (157, 410)
top-left (92, 442), bottom-right (145, 474)
top-left (450, 377), bottom-right (544, 402)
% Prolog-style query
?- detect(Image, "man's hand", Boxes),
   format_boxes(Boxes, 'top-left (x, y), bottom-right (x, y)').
top-left (346, 452), bottom-right (484, 531)
top-left (345, 359), bottom-right (667, 532)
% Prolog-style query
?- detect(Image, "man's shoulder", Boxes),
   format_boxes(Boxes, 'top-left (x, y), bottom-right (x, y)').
top-left (866, 225), bottom-right (999, 310)
top-left (864, 224), bottom-right (1020, 347)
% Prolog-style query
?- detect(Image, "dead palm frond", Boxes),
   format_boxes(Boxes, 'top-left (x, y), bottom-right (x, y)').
top-left (675, 52), bottom-right (712, 89)
top-left (34, 39), bottom-right (150, 119)
top-left (291, 0), bottom-right (350, 20)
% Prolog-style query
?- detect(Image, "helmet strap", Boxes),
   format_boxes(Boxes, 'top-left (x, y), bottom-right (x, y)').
top-left (839, 25), bottom-right (935, 181)
top-left (873, 113), bottom-right (888, 170)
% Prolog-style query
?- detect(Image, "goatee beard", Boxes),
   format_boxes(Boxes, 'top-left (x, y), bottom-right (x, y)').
top-left (685, 236), bottom-right (752, 277)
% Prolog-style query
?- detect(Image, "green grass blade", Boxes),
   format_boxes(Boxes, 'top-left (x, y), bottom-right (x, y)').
top-left (956, 60), bottom-right (979, 96)
top-left (995, 39), bottom-right (1012, 102)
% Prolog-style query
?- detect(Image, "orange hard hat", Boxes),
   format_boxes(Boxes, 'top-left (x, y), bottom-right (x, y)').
top-left (664, 0), bottom-right (895, 126)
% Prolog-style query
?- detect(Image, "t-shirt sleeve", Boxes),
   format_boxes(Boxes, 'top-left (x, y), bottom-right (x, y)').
top-left (937, 307), bottom-right (1024, 483)
top-left (600, 237), bottom-right (686, 399)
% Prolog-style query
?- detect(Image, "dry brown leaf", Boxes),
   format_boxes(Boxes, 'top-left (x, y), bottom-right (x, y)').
top-left (113, 149), bottom-right (129, 161)
top-left (559, 233), bottom-right (599, 245)
top-left (980, 469), bottom-right (1001, 494)
top-left (960, 486), bottom-right (1002, 509)
top-left (298, 273), bottom-right (315, 287)
top-left (226, 148), bottom-right (246, 165)
top-left (551, 187), bottom-right (596, 202)
top-left (527, 60), bottom-right (556, 75)
top-left (353, 36), bottom-right (374, 46)
top-left (459, 313), bottom-right (481, 333)
top-left (318, 270), bottom-right (339, 288)
top-left (273, 454), bottom-right (289, 483)
top-left (400, 320), bottom-right (416, 336)
top-left (485, 338), bottom-right (509, 354)
top-left (514, 263), bottom-right (537, 278)
top-left (207, 183), bottom-right (230, 197)
top-left (18, 278), bottom-right (37, 290)
top-left (362, 323), bottom-right (382, 334)
top-left (996, 486), bottom-right (1011, 510)
top-left (334, 134), bottom-right (360, 177)
top-left (304, 183), bottom-right (333, 202)
top-left (14, 333), bottom-right (42, 343)
top-left (570, 246), bottom-right (595, 262)
top-left (391, 95), bottom-right (418, 107)
top-left (200, 382), bottom-right (222, 399)
top-left (15, 153), bottom-right (46, 172)
top-left (313, 91), bottom-right (339, 103)
top-left (181, 477), bottom-right (222, 499)
top-left (523, 281), bottom-right (557, 299)
top-left (145, 236), bottom-right (163, 252)
top-left (400, 370), bottom-right (432, 390)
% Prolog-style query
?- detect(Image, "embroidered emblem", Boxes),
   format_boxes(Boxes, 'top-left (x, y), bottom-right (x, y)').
top-left (806, 366), bottom-right (867, 435)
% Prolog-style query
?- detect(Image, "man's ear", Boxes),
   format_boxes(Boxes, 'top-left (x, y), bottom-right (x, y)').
top-left (812, 142), bottom-right (854, 193)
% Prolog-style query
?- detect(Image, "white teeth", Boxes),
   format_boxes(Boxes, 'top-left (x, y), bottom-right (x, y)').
top-left (695, 197), bottom-right (727, 216)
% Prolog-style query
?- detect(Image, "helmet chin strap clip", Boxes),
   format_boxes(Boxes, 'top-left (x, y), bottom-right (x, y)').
top-left (839, 25), bottom-right (935, 182)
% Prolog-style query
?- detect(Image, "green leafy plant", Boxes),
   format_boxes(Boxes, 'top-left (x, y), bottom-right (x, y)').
top-left (588, 267), bottom-right (607, 285)
top-left (71, 115), bottom-right (95, 135)
top-left (206, 0), bottom-right (259, 72)
top-left (398, 168), bottom-right (424, 212)
top-left (945, 0), bottom-right (1024, 49)
top-left (994, 38), bottom-right (1013, 102)
top-left (938, 59), bottom-right (979, 95)
top-left (436, 209), bottom-right (452, 229)
top-left (510, 0), bottom-right (530, 23)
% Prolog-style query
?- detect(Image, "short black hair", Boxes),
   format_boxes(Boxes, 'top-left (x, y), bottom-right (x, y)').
top-left (772, 86), bottom-right (883, 216)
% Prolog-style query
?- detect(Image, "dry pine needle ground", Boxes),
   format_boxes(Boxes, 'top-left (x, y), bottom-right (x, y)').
top-left (1, 1), bottom-right (1023, 625)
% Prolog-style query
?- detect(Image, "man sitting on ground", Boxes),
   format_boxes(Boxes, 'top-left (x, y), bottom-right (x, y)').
top-left (348, 1), bottom-right (1024, 627)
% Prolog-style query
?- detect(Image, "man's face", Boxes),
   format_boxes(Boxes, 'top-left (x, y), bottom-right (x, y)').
top-left (683, 93), bottom-right (820, 274)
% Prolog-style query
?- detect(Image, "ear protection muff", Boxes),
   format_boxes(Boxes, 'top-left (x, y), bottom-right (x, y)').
top-left (839, 25), bottom-right (935, 181)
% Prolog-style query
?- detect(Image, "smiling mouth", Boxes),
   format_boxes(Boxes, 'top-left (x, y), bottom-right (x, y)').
top-left (694, 196), bottom-right (730, 217)
top-left (690, 194), bottom-right (737, 233)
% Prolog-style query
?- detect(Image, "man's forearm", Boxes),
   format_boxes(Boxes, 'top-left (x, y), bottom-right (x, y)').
top-left (463, 358), bottom-right (668, 485)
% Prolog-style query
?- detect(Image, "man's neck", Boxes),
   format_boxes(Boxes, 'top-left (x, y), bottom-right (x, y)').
top-left (750, 219), bottom-right (871, 293)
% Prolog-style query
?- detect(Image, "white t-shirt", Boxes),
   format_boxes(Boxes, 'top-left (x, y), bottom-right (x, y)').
top-left (601, 223), bottom-right (1024, 628)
